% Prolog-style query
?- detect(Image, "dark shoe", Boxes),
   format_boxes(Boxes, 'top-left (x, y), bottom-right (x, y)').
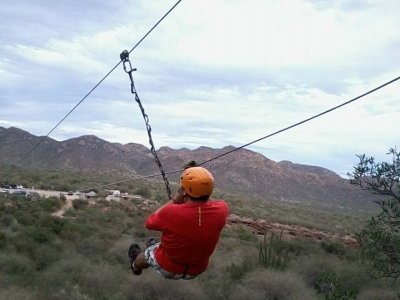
top-left (146, 237), bottom-right (157, 248)
top-left (128, 243), bottom-right (142, 275)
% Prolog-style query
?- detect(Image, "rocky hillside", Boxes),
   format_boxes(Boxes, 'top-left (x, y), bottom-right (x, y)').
top-left (0, 126), bottom-right (378, 209)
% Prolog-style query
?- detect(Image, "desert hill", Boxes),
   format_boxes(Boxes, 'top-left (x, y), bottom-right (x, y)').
top-left (0, 126), bottom-right (377, 209)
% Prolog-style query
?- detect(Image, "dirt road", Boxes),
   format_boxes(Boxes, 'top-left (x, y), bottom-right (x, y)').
top-left (228, 214), bottom-right (358, 247)
top-left (51, 197), bottom-right (73, 218)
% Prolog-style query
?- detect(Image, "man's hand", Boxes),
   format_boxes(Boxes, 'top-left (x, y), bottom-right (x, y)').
top-left (172, 188), bottom-right (185, 204)
top-left (184, 160), bottom-right (197, 169)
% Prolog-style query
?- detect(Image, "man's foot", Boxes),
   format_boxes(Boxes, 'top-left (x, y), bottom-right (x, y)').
top-left (146, 237), bottom-right (157, 248)
top-left (128, 243), bottom-right (142, 275)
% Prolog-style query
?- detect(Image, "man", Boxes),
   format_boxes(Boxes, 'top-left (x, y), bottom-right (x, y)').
top-left (128, 165), bottom-right (229, 279)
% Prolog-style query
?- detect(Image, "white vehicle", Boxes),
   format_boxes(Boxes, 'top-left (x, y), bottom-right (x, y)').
top-left (112, 190), bottom-right (121, 197)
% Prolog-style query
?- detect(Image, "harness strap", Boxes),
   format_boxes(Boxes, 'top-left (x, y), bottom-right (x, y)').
top-left (182, 264), bottom-right (189, 279)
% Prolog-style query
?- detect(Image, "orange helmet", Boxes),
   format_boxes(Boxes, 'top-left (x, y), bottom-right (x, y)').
top-left (180, 167), bottom-right (214, 198)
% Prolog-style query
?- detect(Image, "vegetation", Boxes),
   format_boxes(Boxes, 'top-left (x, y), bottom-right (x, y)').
top-left (0, 164), bottom-right (376, 233)
top-left (349, 147), bottom-right (400, 284)
top-left (259, 232), bottom-right (291, 270)
top-left (1, 189), bottom-right (399, 299)
top-left (1, 157), bottom-right (399, 299)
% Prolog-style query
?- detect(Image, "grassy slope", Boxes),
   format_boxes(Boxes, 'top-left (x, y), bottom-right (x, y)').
top-left (1, 165), bottom-right (398, 299)
top-left (1, 193), bottom-right (399, 300)
top-left (0, 164), bottom-right (378, 234)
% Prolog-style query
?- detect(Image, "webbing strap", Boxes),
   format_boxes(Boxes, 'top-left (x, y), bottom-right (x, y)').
top-left (120, 50), bottom-right (172, 199)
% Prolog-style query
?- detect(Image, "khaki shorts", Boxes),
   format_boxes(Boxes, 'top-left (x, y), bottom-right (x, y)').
top-left (145, 243), bottom-right (197, 280)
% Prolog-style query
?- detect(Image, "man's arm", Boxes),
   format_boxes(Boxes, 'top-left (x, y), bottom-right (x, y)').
top-left (145, 200), bottom-right (173, 231)
top-left (145, 196), bottom-right (184, 230)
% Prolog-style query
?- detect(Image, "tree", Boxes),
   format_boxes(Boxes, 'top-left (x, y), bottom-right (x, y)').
top-left (349, 147), bottom-right (400, 283)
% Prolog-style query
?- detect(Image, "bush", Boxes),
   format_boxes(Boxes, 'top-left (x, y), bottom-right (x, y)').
top-left (259, 231), bottom-right (289, 270)
top-left (122, 273), bottom-right (205, 300)
top-left (228, 269), bottom-right (317, 300)
top-left (349, 147), bottom-right (400, 282)
top-left (107, 236), bottom-right (133, 265)
top-left (0, 253), bottom-right (35, 282)
top-left (226, 262), bottom-right (250, 280)
top-left (0, 286), bottom-right (35, 300)
top-left (357, 288), bottom-right (400, 300)
top-left (321, 240), bottom-right (346, 256)
top-left (29, 226), bottom-right (53, 244)
top-left (36, 255), bottom-right (92, 299)
top-left (40, 216), bottom-right (68, 235)
top-left (0, 231), bottom-right (6, 249)
top-left (337, 264), bottom-right (372, 294)
top-left (0, 214), bottom-right (15, 227)
top-left (39, 197), bottom-right (63, 212)
top-left (72, 199), bottom-right (88, 210)
top-left (236, 225), bottom-right (258, 242)
top-left (314, 271), bottom-right (357, 300)
top-left (33, 243), bottom-right (62, 271)
top-left (80, 263), bottom-right (128, 299)
top-left (290, 254), bottom-right (340, 287)
top-left (134, 185), bottom-right (152, 199)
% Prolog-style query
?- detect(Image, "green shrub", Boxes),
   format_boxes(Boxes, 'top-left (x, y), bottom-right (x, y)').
top-left (259, 231), bottom-right (290, 270)
top-left (36, 255), bottom-right (92, 299)
top-left (29, 227), bottom-right (53, 244)
top-left (228, 269), bottom-right (317, 300)
top-left (39, 197), bottom-right (63, 212)
top-left (134, 185), bottom-right (152, 198)
top-left (0, 253), bottom-right (35, 281)
top-left (236, 225), bottom-right (258, 242)
top-left (107, 236), bottom-right (133, 265)
top-left (226, 262), bottom-right (250, 280)
top-left (80, 263), bottom-right (127, 299)
top-left (291, 254), bottom-right (340, 287)
top-left (72, 199), bottom-right (88, 210)
top-left (0, 231), bottom-right (6, 243)
top-left (321, 240), bottom-right (346, 256)
top-left (76, 237), bottom-right (110, 258)
top-left (0, 214), bottom-right (15, 227)
top-left (122, 273), bottom-right (205, 300)
top-left (336, 264), bottom-right (372, 294)
top-left (357, 288), bottom-right (400, 300)
top-left (11, 233), bottom-right (37, 255)
top-left (0, 286), bottom-right (35, 300)
top-left (40, 216), bottom-right (68, 235)
top-left (314, 271), bottom-right (357, 300)
top-left (33, 243), bottom-right (62, 271)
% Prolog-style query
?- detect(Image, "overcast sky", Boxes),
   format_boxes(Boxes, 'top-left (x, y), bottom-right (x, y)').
top-left (1, 0), bottom-right (399, 176)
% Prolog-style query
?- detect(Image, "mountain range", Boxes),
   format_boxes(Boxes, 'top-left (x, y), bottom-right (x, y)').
top-left (0, 126), bottom-right (378, 209)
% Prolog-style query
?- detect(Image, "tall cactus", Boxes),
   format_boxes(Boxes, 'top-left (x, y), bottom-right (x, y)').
top-left (258, 231), bottom-right (288, 269)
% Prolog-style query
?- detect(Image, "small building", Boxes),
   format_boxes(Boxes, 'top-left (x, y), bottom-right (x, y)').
top-left (106, 195), bottom-right (120, 202)
top-left (85, 191), bottom-right (97, 199)
top-left (111, 190), bottom-right (121, 197)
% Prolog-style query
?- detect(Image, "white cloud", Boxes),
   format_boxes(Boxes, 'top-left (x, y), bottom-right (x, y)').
top-left (1, 0), bottom-right (399, 177)
top-left (142, 0), bottom-right (400, 72)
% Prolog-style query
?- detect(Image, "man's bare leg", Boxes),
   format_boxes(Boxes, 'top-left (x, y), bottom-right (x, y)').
top-left (132, 252), bottom-right (150, 275)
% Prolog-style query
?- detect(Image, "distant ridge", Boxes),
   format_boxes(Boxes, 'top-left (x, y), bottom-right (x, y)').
top-left (0, 126), bottom-right (378, 209)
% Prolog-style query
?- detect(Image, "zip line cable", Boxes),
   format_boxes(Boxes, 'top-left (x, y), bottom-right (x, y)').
top-left (198, 75), bottom-right (400, 166)
top-left (14, 0), bottom-right (183, 167)
top-left (77, 75), bottom-right (400, 193)
top-left (79, 169), bottom-right (182, 192)
top-left (7, 75), bottom-right (399, 203)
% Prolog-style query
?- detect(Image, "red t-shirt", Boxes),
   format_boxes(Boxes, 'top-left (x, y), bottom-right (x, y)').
top-left (145, 199), bottom-right (229, 275)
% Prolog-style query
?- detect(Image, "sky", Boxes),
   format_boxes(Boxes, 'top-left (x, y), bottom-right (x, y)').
top-left (0, 0), bottom-right (399, 177)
